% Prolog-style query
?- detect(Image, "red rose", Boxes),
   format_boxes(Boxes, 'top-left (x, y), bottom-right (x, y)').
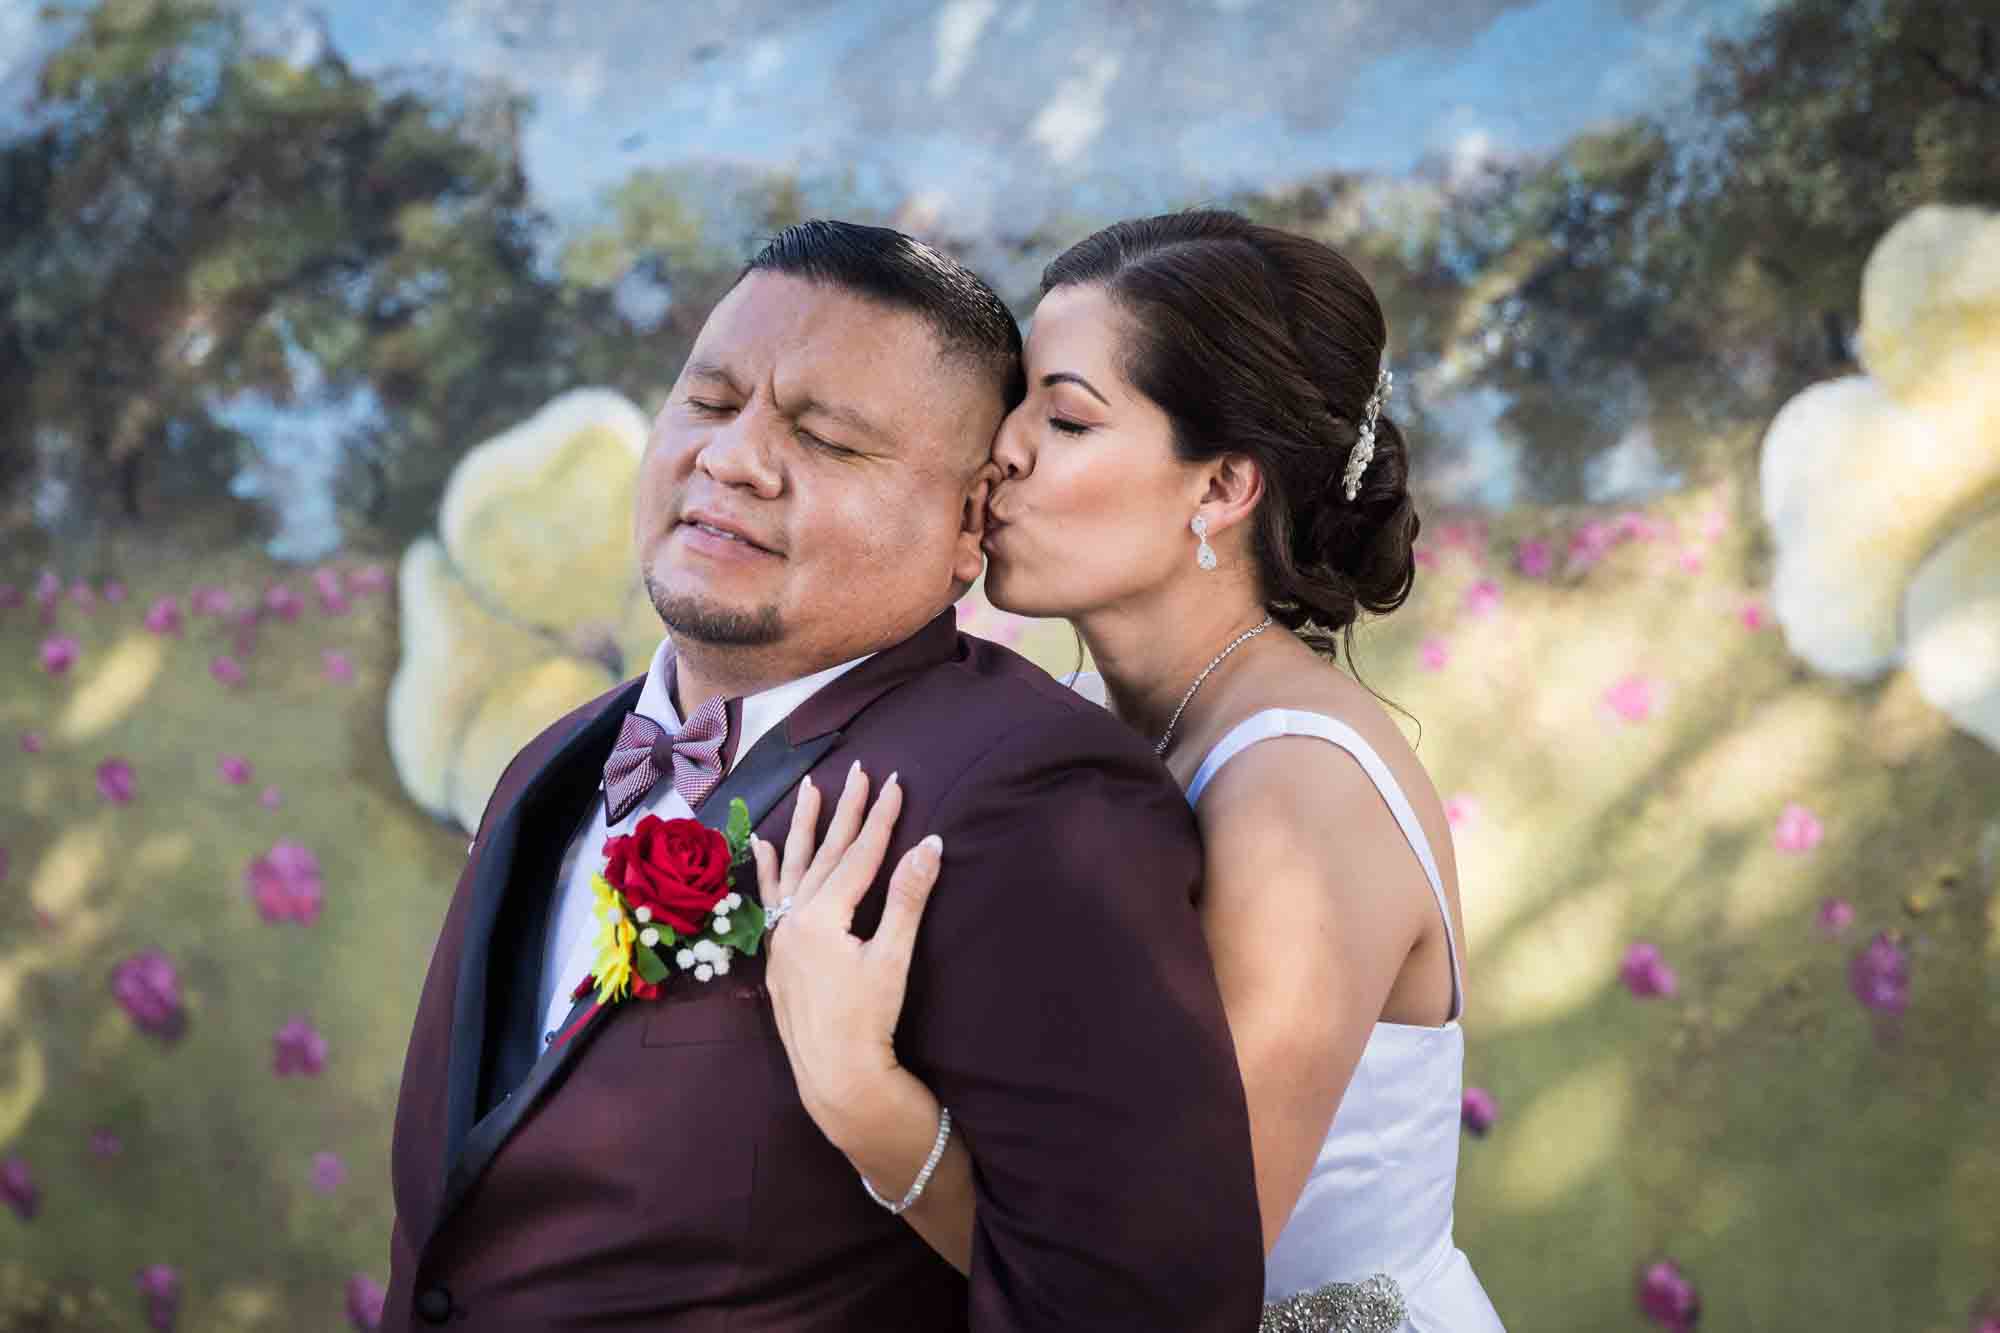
top-left (601, 814), bottom-right (733, 935)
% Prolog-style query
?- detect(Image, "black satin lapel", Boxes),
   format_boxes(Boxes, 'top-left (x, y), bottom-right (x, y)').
top-left (438, 680), bottom-right (642, 1198)
top-left (429, 723), bottom-right (841, 1239)
top-left (699, 723), bottom-right (842, 835)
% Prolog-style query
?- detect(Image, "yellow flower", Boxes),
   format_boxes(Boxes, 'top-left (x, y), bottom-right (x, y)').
top-left (590, 876), bottom-right (636, 1004)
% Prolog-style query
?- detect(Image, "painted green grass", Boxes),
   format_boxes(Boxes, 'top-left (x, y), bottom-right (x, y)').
top-left (2, 490), bottom-right (1995, 1330)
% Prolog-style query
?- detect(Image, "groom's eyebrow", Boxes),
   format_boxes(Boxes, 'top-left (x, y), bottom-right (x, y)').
top-left (684, 359), bottom-right (742, 391)
top-left (796, 395), bottom-right (892, 448)
top-left (1042, 371), bottom-right (1110, 407)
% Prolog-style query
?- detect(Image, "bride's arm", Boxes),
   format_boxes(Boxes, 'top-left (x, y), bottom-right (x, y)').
top-left (751, 765), bottom-right (975, 1273)
top-left (809, 1063), bottom-right (977, 1274)
top-left (1190, 736), bottom-right (1435, 1253)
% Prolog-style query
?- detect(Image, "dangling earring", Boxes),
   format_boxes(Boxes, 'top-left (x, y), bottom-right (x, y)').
top-left (1191, 514), bottom-right (1218, 572)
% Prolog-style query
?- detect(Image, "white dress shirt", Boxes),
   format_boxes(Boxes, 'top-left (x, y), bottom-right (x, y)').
top-left (533, 638), bottom-right (872, 1044)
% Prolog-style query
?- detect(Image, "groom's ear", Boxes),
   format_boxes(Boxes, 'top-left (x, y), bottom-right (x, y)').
top-left (951, 461), bottom-right (1000, 588)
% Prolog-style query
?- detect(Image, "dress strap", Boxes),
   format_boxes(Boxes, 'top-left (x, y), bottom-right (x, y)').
top-left (1188, 709), bottom-right (1464, 1021)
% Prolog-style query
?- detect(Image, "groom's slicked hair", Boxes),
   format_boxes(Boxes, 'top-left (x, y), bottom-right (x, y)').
top-left (741, 220), bottom-right (1025, 411)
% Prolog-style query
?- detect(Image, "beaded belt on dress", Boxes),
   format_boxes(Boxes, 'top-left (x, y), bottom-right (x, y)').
top-left (1259, 1273), bottom-right (1407, 1333)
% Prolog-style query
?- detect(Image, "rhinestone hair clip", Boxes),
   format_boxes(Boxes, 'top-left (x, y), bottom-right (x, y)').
top-left (1341, 368), bottom-right (1394, 502)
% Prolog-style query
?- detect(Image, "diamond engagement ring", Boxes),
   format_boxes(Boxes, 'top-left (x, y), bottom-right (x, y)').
top-left (765, 896), bottom-right (796, 930)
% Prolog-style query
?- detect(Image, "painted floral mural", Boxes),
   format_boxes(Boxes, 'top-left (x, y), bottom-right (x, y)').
top-left (3, 0), bottom-right (1996, 1328)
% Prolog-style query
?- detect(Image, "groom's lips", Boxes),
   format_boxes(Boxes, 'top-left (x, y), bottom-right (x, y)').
top-left (678, 510), bottom-right (780, 556)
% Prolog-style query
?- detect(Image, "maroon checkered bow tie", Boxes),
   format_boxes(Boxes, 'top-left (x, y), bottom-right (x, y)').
top-left (602, 698), bottom-right (730, 822)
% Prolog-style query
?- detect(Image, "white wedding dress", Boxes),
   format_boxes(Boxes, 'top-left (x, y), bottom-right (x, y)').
top-left (1077, 668), bottom-right (1505, 1331)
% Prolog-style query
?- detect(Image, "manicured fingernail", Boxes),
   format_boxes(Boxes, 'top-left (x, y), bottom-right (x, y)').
top-left (886, 771), bottom-right (899, 789)
top-left (850, 759), bottom-right (861, 777)
top-left (801, 775), bottom-right (814, 793)
top-left (916, 834), bottom-right (942, 866)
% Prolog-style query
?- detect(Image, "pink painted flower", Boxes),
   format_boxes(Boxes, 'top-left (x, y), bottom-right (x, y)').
top-left (1774, 803), bottom-right (1824, 854)
top-left (260, 785), bottom-right (285, 810)
top-left (96, 758), bottom-right (137, 804)
top-left (1438, 520), bottom-right (1488, 553)
top-left (136, 1263), bottom-right (180, 1332)
top-left (218, 755), bottom-right (253, 785)
top-left (111, 950), bottom-right (186, 1041)
top-left (1460, 1087), bottom-right (1498, 1137)
top-left (1972, 1312), bottom-right (2000, 1333)
top-left (1462, 579), bottom-right (1502, 619)
top-left (39, 634), bottom-right (80, 674)
top-left (1849, 932), bottom-right (1910, 1015)
top-left (324, 649), bottom-right (355, 684)
top-left (1620, 942), bottom-right (1679, 999)
top-left (1567, 520), bottom-right (1617, 570)
top-left (246, 841), bottom-right (324, 925)
top-left (210, 654), bottom-right (246, 687)
top-left (35, 570), bottom-right (61, 609)
top-left (1444, 795), bottom-right (1481, 828)
top-left (1699, 507), bottom-right (1729, 541)
top-left (314, 567), bottom-right (352, 615)
top-left (90, 1127), bottom-right (123, 1158)
top-left (310, 1150), bottom-right (346, 1194)
top-left (1412, 544), bottom-right (1439, 571)
top-left (190, 585), bottom-right (233, 617)
top-left (1738, 598), bottom-right (1768, 631)
top-left (1, 1156), bottom-right (37, 1220)
top-left (1675, 549), bottom-right (1704, 575)
top-left (274, 1016), bottom-right (329, 1076)
top-left (347, 1274), bottom-right (386, 1330)
top-left (20, 730), bottom-right (44, 754)
top-left (348, 563), bottom-right (391, 595)
top-left (103, 581), bottom-right (127, 604)
top-left (1636, 1259), bottom-right (1700, 1330)
top-left (1514, 538), bottom-right (1553, 578)
top-left (264, 583), bottom-right (303, 621)
top-left (1816, 897), bottom-right (1856, 936)
top-left (70, 580), bottom-right (97, 611)
top-left (1419, 637), bottom-right (1450, 671)
top-left (144, 596), bottom-right (183, 635)
top-left (1604, 674), bottom-right (1659, 724)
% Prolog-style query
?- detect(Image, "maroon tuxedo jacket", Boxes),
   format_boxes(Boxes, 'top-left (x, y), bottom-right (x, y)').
top-left (384, 609), bottom-right (1263, 1330)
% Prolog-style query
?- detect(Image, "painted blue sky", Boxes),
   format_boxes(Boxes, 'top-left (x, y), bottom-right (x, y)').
top-left (4, 0), bottom-right (1773, 235)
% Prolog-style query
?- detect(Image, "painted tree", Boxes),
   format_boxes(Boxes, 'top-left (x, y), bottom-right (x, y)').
top-left (0, 0), bottom-right (570, 544)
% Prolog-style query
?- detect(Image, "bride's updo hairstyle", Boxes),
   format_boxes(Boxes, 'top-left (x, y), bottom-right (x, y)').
top-left (1041, 209), bottom-right (1420, 658)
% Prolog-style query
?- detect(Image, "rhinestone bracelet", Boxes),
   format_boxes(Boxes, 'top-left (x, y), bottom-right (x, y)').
top-left (861, 1105), bottom-right (953, 1216)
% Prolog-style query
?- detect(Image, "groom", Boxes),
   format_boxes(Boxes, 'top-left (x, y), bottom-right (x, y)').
top-left (383, 221), bottom-right (1263, 1330)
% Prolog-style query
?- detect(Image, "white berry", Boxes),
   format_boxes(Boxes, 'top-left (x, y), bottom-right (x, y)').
top-left (639, 927), bottom-right (660, 948)
top-left (676, 949), bottom-right (695, 969)
top-left (634, 906), bottom-right (652, 923)
top-left (712, 915), bottom-right (731, 935)
top-left (695, 964), bottom-right (715, 983)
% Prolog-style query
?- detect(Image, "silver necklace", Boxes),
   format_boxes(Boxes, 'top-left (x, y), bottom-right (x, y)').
top-left (1154, 614), bottom-right (1274, 757)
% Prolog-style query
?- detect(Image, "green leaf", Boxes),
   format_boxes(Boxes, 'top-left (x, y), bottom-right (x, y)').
top-left (717, 896), bottom-right (768, 958)
top-left (633, 944), bottom-right (669, 984)
top-left (726, 796), bottom-right (753, 855)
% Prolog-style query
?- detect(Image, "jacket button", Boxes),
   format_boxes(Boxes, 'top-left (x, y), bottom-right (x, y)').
top-left (416, 1285), bottom-right (454, 1324)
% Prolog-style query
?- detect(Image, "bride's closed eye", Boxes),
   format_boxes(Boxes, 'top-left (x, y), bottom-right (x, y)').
top-left (1048, 417), bottom-right (1091, 436)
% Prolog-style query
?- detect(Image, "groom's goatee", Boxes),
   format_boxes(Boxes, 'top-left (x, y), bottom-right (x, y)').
top-left (648, 582), bottom-right (783, 646)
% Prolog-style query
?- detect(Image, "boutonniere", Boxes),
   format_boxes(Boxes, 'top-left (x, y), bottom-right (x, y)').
top-left (571, 798), bottom-right (768, 1009)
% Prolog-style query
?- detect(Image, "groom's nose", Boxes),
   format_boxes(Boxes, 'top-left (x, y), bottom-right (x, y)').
top-left (694, 402), bottom-right (784, 497)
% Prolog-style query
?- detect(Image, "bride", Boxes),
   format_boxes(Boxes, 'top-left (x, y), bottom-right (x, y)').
top-left (748, 210), bottom-right (1503, 1331)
